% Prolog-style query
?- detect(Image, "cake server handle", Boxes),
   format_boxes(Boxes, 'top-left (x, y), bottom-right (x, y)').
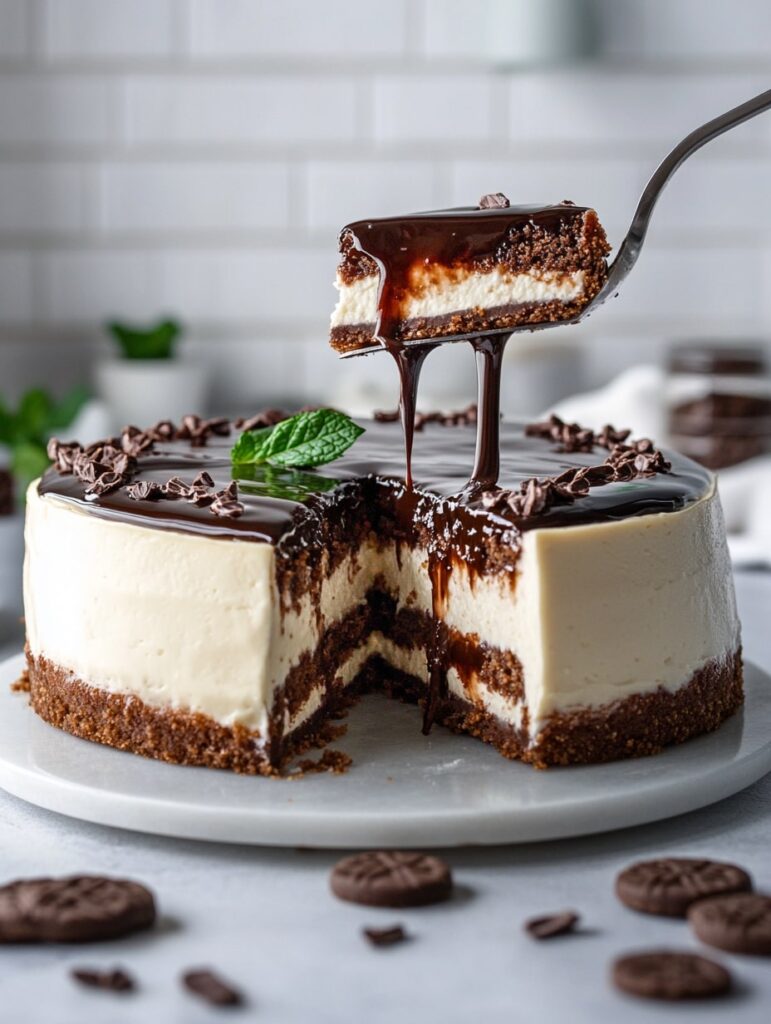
top-left (596, 86), bottom-right (771, 306)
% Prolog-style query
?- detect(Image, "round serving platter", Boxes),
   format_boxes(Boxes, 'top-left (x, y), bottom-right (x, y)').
top-left (0, 653), bottom-right (770, 848)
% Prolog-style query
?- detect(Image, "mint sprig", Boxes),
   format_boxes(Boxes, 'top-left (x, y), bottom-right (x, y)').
top-left (231, 409), bottom-right (364, 469)
top-left (0, 385), bottom-right (89, 499)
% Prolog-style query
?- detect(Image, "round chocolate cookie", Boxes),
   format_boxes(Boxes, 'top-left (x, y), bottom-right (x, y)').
top-left (612, 950), bottom-right (732, 1001)
top-left (330, 851), bottom-right (453, 908)
top-left (0, 875), bottom-right (156, 943)
top-left (615, 858), bottom-right (752, 917)
top-left (688, 892), bottom-right (771, 956)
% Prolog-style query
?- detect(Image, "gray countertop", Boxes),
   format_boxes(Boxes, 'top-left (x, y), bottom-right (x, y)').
top-left (0, 570), bottom-right (769, 1023)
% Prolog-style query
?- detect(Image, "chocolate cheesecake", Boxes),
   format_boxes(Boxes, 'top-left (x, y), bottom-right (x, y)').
top-left (329, 199), bottom-right (610, 354)
top-left (22, 413), bottom-right (742, 773)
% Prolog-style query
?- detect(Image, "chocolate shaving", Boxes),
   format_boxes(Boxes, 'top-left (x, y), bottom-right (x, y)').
top-left (146, 419), bottom-right (175, 442)
top-left (125, 480), bottom-right (162, 501)
top-left (374, 405), bottom-right (478, 431)
top-left (373, 408), bottom-right (400, 424)
top-left (85, 470), bottom-right (124, 498)
top-left (235, 408), bottom-right (288, 432)
top-left (193, 470), bottom-right (214, 489)
top-left (210, 496), bottom-right (245, 519)
top-left (479, 192), bottom-right (510, 209)
top-left (363, 924), bottom-right (408, 947)
top-left (182, 969), bottom-right (243, 1007)
top-left (176, 413), bottom-right (233, 447)
top-left (120, 426), bottom-right (154, 458)
top-left (162, 476), bottom-right (192, 499)
top-left (71, 967), bottom-right (135, 992)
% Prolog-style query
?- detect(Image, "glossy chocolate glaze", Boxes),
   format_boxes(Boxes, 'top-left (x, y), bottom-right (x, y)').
top-left (39, 419), bottom-right (711, 547)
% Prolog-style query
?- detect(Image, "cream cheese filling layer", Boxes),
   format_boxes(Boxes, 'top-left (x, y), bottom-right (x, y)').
top-left (24, 479), bottom-right (739, 744)
top-left (331, 266), bottom-right (586, 329)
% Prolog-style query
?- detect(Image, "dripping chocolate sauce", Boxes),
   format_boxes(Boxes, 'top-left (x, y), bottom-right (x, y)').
top-left (350, 205), bottom-right (548, 729)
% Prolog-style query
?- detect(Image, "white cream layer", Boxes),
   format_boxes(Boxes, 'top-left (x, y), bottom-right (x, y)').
top-left (24, 480), bottom-right (739, 746)
top-left (330, 266), bottom-right (585, 330)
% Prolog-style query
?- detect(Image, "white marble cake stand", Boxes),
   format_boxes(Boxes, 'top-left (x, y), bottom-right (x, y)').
top-left (0, 652), bottom-right (769, 848)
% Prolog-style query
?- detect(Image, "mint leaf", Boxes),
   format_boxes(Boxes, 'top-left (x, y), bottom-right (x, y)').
top-left (230, 426), bottom-right (274, 464)
top-left (231, 409), bottom-right (364, 469)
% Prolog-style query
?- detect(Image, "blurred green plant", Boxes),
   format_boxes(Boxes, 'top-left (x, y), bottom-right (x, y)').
top-left (0, 386), bottom-right (89, 497)
top-left (107, 317), bottom-right (182, 360)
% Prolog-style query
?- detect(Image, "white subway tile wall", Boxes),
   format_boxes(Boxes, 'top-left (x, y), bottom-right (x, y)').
top-left (0, 0), bottom-right (770, 408)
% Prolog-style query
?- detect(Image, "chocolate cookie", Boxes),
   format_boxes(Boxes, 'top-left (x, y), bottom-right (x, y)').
top-left (615, 858), bottom-right (752, 917)
top-left (612, 950), bottom-right (732, 1001)
top-left (0, 876), bottom-right (156, 943)
top-left (330, 851), bottom-right (453, 907)
top-left (525, 911), bottom-right (579, 940)
top-left (688, 892), bottom-right (771, 956)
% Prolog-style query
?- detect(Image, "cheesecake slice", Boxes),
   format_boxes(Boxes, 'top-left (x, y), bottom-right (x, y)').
top-left (330, 197), bottom-right (611, 353)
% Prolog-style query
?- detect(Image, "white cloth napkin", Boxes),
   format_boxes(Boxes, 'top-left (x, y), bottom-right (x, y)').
top-left (549, 365), bottom-right (771, 568)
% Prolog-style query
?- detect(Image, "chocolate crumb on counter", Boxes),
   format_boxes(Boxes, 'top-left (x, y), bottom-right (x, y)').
top-left (524, 911), bottom-right (580, 940)
top-left (363, 924), bottom-right (409, 948)
top-left (71, 967), bottom-right (135, 992)
top-left (182, 968), bottom-right (243, 1007)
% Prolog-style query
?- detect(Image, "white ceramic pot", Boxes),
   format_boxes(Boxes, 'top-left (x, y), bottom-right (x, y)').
top-left (487, 0), bottom-right (595, 65)
top-left (0, 512), bottom-right (24, 617)
top-left (95, 358), bottom-right (209, 430)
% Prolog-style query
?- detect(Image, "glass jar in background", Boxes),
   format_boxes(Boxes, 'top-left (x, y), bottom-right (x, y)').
top-left (666, 342), bottom-right (771, 469)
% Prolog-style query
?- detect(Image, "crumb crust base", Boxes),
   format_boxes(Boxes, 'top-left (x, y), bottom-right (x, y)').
top-left (24, 647), bottom-right (743, 774)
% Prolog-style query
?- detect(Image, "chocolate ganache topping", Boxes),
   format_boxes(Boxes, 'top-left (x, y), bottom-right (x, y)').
top-left (41, 411), bottom-right (709, 547)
